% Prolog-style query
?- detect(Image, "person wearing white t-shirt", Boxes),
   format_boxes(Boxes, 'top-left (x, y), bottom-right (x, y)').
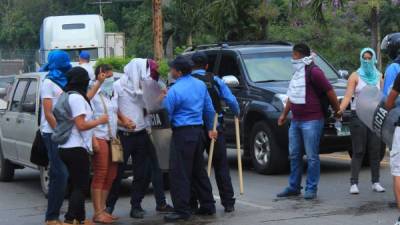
top-left (79, 51), bottom-right (95, 80)
top-left (58, 67), bottom-right (108, 225)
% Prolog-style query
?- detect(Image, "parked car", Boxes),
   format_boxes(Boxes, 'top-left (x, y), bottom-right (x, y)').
top-left (184, 41), bottom-right (383, 174)
top-left (0, 73), bottom-right (132, 195)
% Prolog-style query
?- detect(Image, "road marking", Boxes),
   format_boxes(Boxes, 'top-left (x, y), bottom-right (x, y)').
top-left (213, 195), bottom-right (273, 210)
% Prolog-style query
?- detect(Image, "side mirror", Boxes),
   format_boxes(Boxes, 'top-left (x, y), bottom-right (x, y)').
top-left (222, 75), bottom-right (239, 88)
top-left (21, 102), bottom-right (36, 113)
top-left (338, 70), bottom-right (350, 80)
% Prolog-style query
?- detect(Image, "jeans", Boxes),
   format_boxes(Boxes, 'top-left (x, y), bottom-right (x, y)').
top-left (350, 115), bottom-right (381, 185)
top-left (42, 132), bottom-right (68, 221)
top-left (288, 119), bottom-right (324, 193)
top-left (59, 148), bottom-right (90, 222)
top-left (170, 127), bottom-right (215, 216)
top-left (106, 130), bottom-right (167, 211)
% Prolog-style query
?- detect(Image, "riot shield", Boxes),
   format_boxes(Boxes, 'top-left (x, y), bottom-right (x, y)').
top-left (142, 79), bottom-right (171, 170)
top-left (355, 85), bottom-right (400, 148)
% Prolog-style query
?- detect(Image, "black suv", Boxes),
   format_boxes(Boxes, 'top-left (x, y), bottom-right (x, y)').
top-left (184, 42), bottom-right (353, 174)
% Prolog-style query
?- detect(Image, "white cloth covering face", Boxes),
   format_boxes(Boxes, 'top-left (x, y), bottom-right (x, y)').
top-left (287, 56), bottom-right (314, 104)
top-left (120, 58), bottom-right (150, 97)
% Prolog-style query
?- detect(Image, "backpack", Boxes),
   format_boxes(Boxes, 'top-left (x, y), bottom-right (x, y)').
top-left (191, 72), bottom-right (223, 114)
top-left (306, 64), bottom-right (332, 119)
top-left (51, 91), bottom-right (79, 144)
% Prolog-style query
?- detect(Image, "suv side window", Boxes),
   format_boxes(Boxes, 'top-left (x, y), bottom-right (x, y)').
top-left (206, 53), bottom-right (218, 73)
top-left (21, 80), bottom-right (37, 114)
top-left (10, 80), bottom-right (28, 112)
top-left (218, 54), bottom-right (241, 82)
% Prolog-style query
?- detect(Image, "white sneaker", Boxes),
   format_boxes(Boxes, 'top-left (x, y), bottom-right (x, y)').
top-left (394, 219), bottom-right (400, 225)
top-left (350, 184), bottom-right (359, 194)
top-left (372, 183), bottom-right (386, 192)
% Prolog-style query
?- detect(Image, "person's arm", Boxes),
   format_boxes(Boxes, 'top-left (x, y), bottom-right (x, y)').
top-left (278, 99), bottom-right (291, 126)
top-left (74, 114), bottom-right (108, 131)
top-left (339, 73), bottom-right (357, 113)
top-left (87, 73), bottom-right (106, 100)
top-left (216, 77), bottom-right (240, 116)
top-left (203, 91), bottom-right (218, 139)
top-left (162, 88), bottom-right (176, 124)
top-left (43, 98), bottom-right (57, 129)
top-left (385, 90), bottom-right (399, 110)
top-left (117, 111), bottom-right (136, 129)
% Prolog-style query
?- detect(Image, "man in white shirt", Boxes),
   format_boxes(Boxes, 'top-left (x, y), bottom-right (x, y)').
top-left (78, 51), bottom-right (95, 80)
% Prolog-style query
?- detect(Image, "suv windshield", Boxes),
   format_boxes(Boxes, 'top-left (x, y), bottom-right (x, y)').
top-left (243, 52), bottom-right (338, 82)
top-left (62, 48), bottom-right (98, 62)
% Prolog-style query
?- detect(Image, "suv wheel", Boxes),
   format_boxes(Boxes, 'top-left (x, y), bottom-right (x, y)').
top-left (250, 121), bottom-right (288, 174)
top-left (40, 166), bottom-right (50, 197)
top-left (0, 150), bottom-right (14, 182)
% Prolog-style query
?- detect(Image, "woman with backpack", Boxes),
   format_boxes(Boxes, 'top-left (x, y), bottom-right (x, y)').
top-left (58, 67), bottom-right (108, 225)
top-left (90, 64), bottom-right (119, 224)
top-left (339, 48), bottom-right (385, 194)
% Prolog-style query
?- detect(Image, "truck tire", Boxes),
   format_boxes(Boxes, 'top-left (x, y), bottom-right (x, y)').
top-left (0, 150), bottom-right (15, 182)
top-left (249, 121), bottom-right (289, 174)
top-left (40, 166), bottom-right (50, 197)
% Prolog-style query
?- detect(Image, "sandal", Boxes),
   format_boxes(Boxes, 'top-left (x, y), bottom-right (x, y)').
top-left (93, 212), bottom-right (113, 224)
top-left (104, 212), bottom-right (118, 221)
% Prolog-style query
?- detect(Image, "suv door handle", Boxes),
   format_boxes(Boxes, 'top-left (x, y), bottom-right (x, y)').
top-left (5, 118), bottom-right (9, 122)
top-left (16, 118), bottom-right (23, 124)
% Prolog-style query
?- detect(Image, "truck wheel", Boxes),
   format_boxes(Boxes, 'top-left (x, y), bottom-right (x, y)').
top-left (40, 166), bottom-right (50, 197)
top-left (249, 121), bottom-right (288, 174)
top-left (0, 150), bottom-right (14, 182)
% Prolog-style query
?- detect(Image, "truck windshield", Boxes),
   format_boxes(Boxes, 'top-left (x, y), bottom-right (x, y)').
top-left (243, 52), bottom-right (338, 82)
top-left (63, 48), bottom-right (99, 62)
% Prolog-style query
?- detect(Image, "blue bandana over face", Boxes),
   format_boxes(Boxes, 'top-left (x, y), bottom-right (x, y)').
top-left (42, 50), bottom-right (72, 88)
top-left (357, 48), bottom-right (380, 85)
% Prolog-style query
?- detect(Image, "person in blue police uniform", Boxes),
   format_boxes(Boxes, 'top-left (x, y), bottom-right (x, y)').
top-left (162, 55), bottom-right (218, 222)
top-left (190, 52), bottom-right (240, 213)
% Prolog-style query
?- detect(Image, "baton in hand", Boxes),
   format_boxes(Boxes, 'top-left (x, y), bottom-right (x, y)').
top-left (207, 113), bottom-right (219, 177)
top-left (235, 117), bottom-right (244, 195)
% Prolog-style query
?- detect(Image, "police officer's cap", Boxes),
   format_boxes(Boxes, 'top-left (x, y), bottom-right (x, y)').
top-left (191, 51), bottom-right (208, 67)
top-left (168, 55), bottom-right (193, 73)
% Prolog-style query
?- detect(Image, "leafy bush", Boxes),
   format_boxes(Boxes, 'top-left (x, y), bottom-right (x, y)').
top-left (158, 59), bottom-right (169, 79)
top-left (95, 57), bottom-right (133, 72)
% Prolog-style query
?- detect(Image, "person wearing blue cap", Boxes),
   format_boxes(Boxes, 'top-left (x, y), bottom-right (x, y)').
top-left (190, 51), bottom-right (240, 213)
top-left (162, 55), bottom-right (217, 222)
top-left (79, 51), bottom-right (95, 80)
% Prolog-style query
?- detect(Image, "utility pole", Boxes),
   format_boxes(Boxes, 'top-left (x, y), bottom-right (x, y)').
top-left (152, 0), bottom-right (164, 61)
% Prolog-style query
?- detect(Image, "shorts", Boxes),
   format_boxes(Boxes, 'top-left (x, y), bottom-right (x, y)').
top-left (391, 127), bottom-right (400, 176)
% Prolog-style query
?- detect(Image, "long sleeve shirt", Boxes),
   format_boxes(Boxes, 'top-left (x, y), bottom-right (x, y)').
top-left (192, 69), bottom-right (240, 116)
top-left (163, 74), bottom-right (215, 130)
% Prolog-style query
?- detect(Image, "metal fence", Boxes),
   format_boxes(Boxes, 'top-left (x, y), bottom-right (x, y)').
top-left (0, 49), bottom-right (38, 75)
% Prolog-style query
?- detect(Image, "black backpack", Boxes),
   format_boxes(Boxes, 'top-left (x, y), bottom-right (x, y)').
top-left (192, 72), bottom-right (223, 114)
top-left (306, 64), bottom-right (332, 119)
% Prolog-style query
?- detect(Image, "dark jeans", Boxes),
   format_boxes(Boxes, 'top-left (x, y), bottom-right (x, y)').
top-left (191, 128), bottom-right (235, 208)
top-left (59, 148), bottom-right (90, 222)
top-left (287, 119), bottom-right (324, 193)
top-left (350, 115), bottom-right (381, 185)
top-left (42, 132), bottom-right (68, 221)
top-left (106, 130), bottom-right (167, 211)
top-left (170, 126), bottom-right (215, 216)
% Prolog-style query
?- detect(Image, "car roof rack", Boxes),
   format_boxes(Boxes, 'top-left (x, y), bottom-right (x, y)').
top-left (185, 41), bottom-right (292, 52)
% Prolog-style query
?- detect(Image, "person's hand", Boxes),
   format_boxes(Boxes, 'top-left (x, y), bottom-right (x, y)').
top-left (208, 130), bottom-right (218, 140)
top-left (123, 118), bottom-right (136, 130)
top-left (97, 114), bottom-right (109, 125)
top-left (334, 109), bottom-right (343, 119)
top-left (157, 89), bottom-right (167, 102)
top-left (277, 114), bottom-right (287, 126)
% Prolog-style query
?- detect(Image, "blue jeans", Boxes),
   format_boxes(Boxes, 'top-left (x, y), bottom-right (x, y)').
top-left (42, 132), bottom-right (69, 221)
top-left (287, 119), bottom-right (324, 193)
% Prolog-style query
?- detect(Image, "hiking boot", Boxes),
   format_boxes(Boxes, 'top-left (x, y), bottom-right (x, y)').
top-left (156, 203), bottom-right (174, 213)
top-left (304, 191), bottom-right (317, 200)
top-left (130, 207), bottom-right (145, 219)
top-left (276, 188), bottom-right (301, 198)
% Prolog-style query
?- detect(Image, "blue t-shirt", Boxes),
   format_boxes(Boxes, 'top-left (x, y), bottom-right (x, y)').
top-left (383, 62), bottom-right (400, 97)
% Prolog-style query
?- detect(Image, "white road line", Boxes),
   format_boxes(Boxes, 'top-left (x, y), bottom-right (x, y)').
top-left (213, 195), bottom-right (273, 210)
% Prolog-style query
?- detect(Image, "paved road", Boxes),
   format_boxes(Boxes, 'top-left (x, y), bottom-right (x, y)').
top-left (1, 152), bottom-right (399, 225)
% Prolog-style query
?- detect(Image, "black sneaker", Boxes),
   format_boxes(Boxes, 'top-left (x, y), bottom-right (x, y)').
top-left (164, 212), bottom-right (190, 222)
top-left (156, 203), bottom-right (174, 213)
top-left (130, 207), bottom-right (145, 219)
top-left (224, 205), bottom-right (235, 213)
top-left (276, 188), bottom-right (301, 198)
top-left (195, 207), bottom-right (216, 216)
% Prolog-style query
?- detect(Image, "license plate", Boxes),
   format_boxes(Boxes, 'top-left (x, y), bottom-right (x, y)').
top-left (336, 125), bottom-right (351, 136)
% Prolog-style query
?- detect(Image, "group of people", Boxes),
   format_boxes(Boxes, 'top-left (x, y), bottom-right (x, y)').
top-left (277, 33), bottom-right (400, 225)
top-left (42, 49), bottom-right (239, 225)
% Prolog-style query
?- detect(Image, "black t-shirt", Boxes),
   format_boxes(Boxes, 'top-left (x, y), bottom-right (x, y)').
top-left (393, 74), bottom-right (400, 93)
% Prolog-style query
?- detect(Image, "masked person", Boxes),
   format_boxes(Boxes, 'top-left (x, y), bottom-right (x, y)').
top-left (90, 64), bottom-right (119, 223)
top-left (277, 43), bottom-right (340, 200)
top-left (382, 33), bottom-right (400, 98)
top-left (339, 48), bottom-right (385, 194)
top-left (162, 56), bottom-right (217, 222)
top-left (40, 50), bottom-right (71, 225)
top-left (189, 52), bottom-right (240, 213)
top-left (78, 51), bottom-right (95, 81)
top-left (105, 58), bottom-right (172, 219)
top-left (58, 67), bottom-right (109, 225)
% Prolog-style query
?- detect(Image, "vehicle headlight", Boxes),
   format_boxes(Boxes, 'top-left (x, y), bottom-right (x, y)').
top-left (272, 94), bottom-right (288, 111)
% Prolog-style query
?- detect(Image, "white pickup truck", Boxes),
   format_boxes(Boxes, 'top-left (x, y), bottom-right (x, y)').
top-left (0, 73), bottom-right (131, 195)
